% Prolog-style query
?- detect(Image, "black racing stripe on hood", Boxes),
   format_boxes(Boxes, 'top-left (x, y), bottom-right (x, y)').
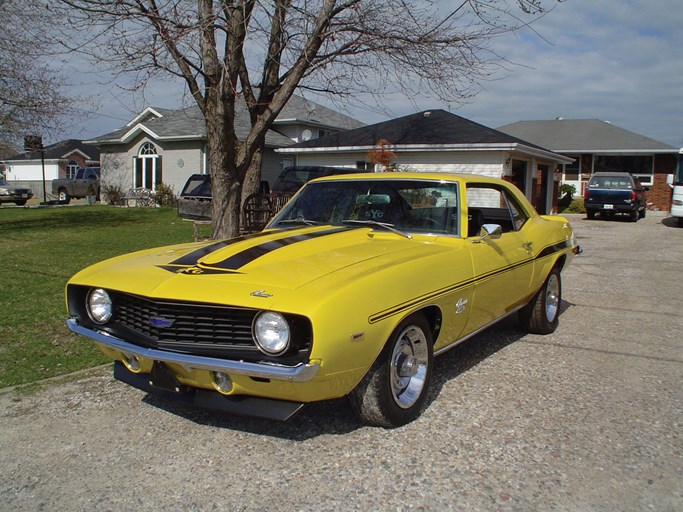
top-left (205, 227), bottom-right (353, 270)
top-left (169, 230), bottom-right (286, 266)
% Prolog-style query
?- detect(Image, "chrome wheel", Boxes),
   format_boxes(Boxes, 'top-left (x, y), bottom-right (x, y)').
top-left (544, 273), bottom-right (560, 323)
top-left (389, 324), bottom-right (429, 409)
top-left (348, 313), bottom-right (434, 427)
top-left (519, 267), bottom-right (562, 335)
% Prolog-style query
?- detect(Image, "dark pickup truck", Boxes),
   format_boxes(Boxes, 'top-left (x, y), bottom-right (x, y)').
top-left (584, 172), bottom-right (646, 222)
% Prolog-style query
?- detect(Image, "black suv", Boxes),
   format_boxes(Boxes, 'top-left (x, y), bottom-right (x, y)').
top-left (584, 172), bottom-right (647, 222)
top-left (177, 166), bottom-right (365, 220)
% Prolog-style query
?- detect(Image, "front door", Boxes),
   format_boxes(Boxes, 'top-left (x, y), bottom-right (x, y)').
top-left (464, 184), bottom-right (534, 335)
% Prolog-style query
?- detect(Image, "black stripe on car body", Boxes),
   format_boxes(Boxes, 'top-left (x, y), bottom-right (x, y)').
top-left (204, 227), bottom-right (352, 270)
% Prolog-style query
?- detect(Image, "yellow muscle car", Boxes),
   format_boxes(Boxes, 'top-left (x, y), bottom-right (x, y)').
top-left (66, 173), bottom-right (581, 427)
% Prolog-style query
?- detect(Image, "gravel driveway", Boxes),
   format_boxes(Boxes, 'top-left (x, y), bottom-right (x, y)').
top-left (1, 213), bottom-right (681, 511)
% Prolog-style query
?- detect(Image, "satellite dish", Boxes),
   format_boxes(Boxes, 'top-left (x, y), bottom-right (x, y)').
top-left (301, 129), bottom-right (312, 141)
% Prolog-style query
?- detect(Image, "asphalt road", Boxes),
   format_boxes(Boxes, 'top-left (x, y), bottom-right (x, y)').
top-left (1, 212), bottom-right (681, 511)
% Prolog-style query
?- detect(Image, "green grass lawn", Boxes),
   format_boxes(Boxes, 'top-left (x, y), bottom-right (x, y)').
top-left (0, 205), bottom-right (200, 388)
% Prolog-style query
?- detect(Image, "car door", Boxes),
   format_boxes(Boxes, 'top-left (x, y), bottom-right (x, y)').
top-left (463, 183), bottom-right (535, 336)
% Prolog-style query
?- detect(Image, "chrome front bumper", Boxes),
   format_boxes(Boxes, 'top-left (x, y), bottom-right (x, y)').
top-left (66, 318), bottom-right (320, 382)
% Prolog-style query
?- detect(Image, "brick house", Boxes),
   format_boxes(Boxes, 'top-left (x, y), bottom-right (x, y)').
top-left (498, 119), bottom-right (680, 212)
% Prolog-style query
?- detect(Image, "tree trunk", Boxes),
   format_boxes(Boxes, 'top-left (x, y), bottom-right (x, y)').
top-left (205, 95), bottom-right (243, 240)
top-left (242, 145), bottom-right (264, 197)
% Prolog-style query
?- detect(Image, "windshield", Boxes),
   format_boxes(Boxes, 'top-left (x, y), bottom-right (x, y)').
top-left (270, 179), bottom-right (459, 235)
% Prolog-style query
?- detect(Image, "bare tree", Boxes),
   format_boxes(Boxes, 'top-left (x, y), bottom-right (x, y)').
top-left (56, 0), bottom-right (562, 238)
top-left (0, 0), bottom-right (77, 149)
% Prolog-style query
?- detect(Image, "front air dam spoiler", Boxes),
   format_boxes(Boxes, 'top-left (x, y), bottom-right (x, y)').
top-left (113, 361), bottom-right (305, 422)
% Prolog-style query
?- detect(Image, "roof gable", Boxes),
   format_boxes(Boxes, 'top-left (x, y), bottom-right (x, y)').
top-left (498, 119), bottom-right (677, 153)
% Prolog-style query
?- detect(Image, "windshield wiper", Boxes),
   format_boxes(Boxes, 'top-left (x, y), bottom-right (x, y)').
top-left (342, 219), bottom-right (412, 239)
top-left (277, 218), bottom-right (320, 226)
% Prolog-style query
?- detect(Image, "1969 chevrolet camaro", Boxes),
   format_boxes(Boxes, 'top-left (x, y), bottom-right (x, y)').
top-left (66, 173), bottom-right (581, 427)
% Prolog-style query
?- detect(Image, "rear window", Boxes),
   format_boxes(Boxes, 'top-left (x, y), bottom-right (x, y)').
top-left (588, 176), bottom-right (633, 189)
top-left (181, 175), bottom-right (211, 197)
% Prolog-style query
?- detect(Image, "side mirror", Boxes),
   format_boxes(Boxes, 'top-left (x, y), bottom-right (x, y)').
top-left (666, 174), bottom-right (674, 188)
top-left (472, 223), bottom-right (502, 243)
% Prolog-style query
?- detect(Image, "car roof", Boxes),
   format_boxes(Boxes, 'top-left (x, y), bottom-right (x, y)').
top-left (308, 171), bottom-right (505, 185)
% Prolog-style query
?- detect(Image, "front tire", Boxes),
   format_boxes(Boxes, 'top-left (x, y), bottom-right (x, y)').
top-left (58, 188), bottom-right (70, 204)
top-left (349, 313), bottom-right (434, 428)
top-left (519, 267), bottom-right (562, 335)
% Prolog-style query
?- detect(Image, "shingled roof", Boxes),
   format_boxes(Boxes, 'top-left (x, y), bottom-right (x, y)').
top-left (91, 95), bottom-right (364, 147)
top-left (279, 109), bottom-right (568, 163)
top-left (498, 119), bottom-right (677, 153)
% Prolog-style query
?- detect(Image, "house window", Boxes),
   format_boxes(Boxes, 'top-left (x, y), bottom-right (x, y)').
top-left (66, 161), bottom-right (79, 179)
top-left (562, 158), bottom-right (580, 181)
top-left (133, 142), bottom-right (162, 190)
top-left (593, 155), bottom-right (654, 186)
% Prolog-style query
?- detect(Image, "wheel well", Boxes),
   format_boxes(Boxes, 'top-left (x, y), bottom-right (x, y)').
top-left (417, 305), bottom-right (442, 345)
top-left (554, 254), bottom-right (567, 272)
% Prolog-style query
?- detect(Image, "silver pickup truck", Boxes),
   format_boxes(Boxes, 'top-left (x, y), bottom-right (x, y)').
top-left (52, 167), bottom-right (100, 203)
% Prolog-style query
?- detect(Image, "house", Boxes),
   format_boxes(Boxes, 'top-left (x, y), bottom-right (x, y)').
top-left (1, 139), bottom-right (100, 198)
top-left (90, 96), bottom-right (365, 198)
top-left (277, 109), bottom-right (573, 214)
top-left (498, 119), bottom-right (680, 211)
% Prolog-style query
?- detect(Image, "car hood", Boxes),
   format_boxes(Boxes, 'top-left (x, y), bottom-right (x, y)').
top-left (68, 226), bottom-right (457, 310)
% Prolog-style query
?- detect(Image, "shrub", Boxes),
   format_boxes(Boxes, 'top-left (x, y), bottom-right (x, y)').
top-left (101, 183), bottom-right (126, 205)
top-left (559, 183), bottom-right (577, 197)
top-left (153, 182), bottom-right (177, 207)
top-left (560, 198), bottom-right (586, 214)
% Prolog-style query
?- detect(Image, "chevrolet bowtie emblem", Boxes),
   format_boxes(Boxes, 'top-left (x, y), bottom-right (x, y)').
top-left (148, 316), bottom-right (175, 328)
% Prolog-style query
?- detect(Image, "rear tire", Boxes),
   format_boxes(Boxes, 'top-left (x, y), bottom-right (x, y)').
top-left (348, 313), bottom-right (433, 428)
top-left (586, 210), bottom-right (595, 220)
top-left (14, 200), bottom-right (27, 206)
top-left (519, 267), bottom-right (562, 335)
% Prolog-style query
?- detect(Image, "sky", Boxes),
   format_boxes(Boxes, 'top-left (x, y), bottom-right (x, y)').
top-left (61, 0), bottom-right (683, 148)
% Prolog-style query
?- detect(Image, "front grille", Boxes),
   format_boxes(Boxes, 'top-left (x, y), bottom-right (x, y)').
top-left (115, 293), bottom-right (255, 348)
top-left (92, 291), bottom-right (313, 365)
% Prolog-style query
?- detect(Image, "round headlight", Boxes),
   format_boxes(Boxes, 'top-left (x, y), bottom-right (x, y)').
top-left (253, 311), bottom-right (290, 355)
top-left (87, 288), bottom-right (113, 324)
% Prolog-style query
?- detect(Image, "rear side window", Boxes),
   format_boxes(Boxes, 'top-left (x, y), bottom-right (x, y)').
top-left (466, 184), bottom-right (529, 235)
